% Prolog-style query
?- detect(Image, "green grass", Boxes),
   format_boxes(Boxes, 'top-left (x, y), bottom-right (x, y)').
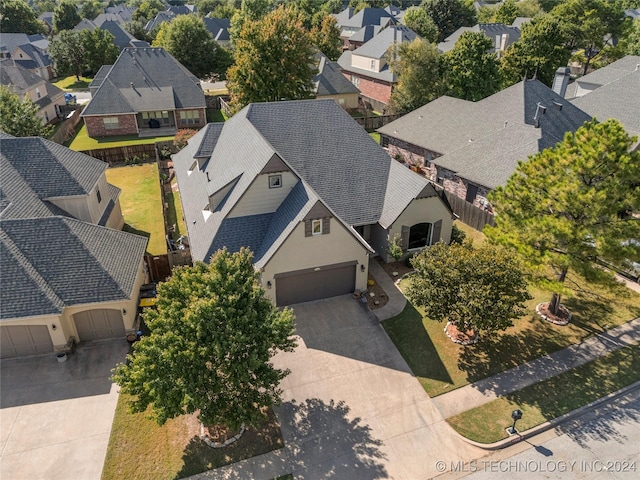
top-left (447, 344), bottom-right (640, 443)
top-left (165, 177), bottom-right (187, 239)
top-left (102, 394), bottom-right (284, 480)
top-left (52, 75), bottom-right (92, 91)
top-left (105, 164), bottom-right (165, 255)
top-left (453, 220), bottom-right (486, 245)
top-left (68, 124), bottom-right (175, 151)
top-left (369, 132), bottom-right (381, 144)
top-left (383, 268), bottom-right (640, 397)
top-left (206, 109), bottom-right (227, 123)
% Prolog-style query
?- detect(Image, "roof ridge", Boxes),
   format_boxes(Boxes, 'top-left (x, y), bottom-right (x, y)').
top-left (0, 226), bottom-right (65, 312)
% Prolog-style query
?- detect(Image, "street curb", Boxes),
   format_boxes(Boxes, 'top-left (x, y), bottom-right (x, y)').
top-left (452, 380), bottom-right (640, 450)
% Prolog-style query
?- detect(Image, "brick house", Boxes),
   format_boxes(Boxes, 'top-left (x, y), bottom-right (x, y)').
top-left (82, 47), bottom-right (206, 138)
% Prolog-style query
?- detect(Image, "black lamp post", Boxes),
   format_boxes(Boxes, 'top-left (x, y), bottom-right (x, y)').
top-left (508, 409), bottom-right (523, 435)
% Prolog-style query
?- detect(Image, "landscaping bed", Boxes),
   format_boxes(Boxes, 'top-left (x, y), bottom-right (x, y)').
top-left (447, 344), bottom-right (640, 443)
top-left (105, 164), bottom-right (166, 255)
top-left (102, 394), bottom-right (284, 480)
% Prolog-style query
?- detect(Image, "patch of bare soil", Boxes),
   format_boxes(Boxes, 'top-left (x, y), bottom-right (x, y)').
top-left (444, 322), bottom-right (479, 345)
top-left (536, 302), bottom-right (572, 325)
top-left (375, 256), bottom-right (413, 281)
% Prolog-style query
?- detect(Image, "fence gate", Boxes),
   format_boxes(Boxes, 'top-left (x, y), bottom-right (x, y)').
top-left (145, 254), bottom-right (171, 282)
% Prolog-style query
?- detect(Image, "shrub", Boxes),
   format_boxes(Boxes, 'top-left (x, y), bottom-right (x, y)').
top-left (450, 224), bottom-right (467, 244)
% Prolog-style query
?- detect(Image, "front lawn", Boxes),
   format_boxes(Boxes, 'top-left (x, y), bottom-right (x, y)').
top-left (447, 344), bottom-right (640, 443)
top-left (105, 164), bottom-right (166, 255)
top-left (52, 75), bottom-right (92, 91)
top-left (383, 258), bottom-right (640, 397)
top-left (68, 124), bottom-right (175, 151)
top-left (102, 394), bottom-right (284, 480)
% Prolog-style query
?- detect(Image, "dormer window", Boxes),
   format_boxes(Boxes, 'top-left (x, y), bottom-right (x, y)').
top-left (269, 174), bottom-right (282, 188)
top-left (312, 219), bottom-right (322, 235)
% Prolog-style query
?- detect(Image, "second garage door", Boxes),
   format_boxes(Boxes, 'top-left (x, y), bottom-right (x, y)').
top-left (276, 262), bottom-right (356, 306)
top-left (0, 325), bottom-right (53, 358)
top-left (73, 309), bottom-right (125, 341)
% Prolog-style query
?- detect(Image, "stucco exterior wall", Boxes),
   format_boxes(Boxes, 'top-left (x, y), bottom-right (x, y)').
top-left (351, 54), bottom-right (382, 72)
top-left (261, 220), bottom-right (369, 304)
top-left (84, 114), bottom-right (138, 137)
top-left (47, 175), bottom-right (111, 225)
top-left (107, 198), bottom-right (125, 230)
top-left (317, 93), bottom-right (360, 110)
top-left (229, 173), bottom-right (299, 218)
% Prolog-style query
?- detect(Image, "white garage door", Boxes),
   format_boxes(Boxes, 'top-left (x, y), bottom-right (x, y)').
top-left (74, 309), bottom-right (125, 341)
top-left (1, 325), bottom-right (53, 358)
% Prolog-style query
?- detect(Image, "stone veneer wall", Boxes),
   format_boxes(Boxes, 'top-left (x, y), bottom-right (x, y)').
top-left (85, 114), bottom-right (138, 137)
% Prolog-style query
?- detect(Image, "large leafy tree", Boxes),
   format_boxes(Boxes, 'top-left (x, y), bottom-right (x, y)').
top-left (403, 6), bottom-right (439, 43)
top-left (388, 38), bottom-right (443, 114)
top-left (1, 0), bottom-right (46, 34)
top-left (132, 0), bottom-right (164, 22)
top-left (486, 119), bottom-right (640, 316)
top-left (443, 31), bottom-right (500, 101)
top-left (421, 0), bottom-right (475, 42)
top-left (623, 18), bottom-right (640, 55)
top-left (407, 242), bottom-right (531, 337)
top-left (550, 0), bottom-right (626, 75)
top-left (154, 15), bottom-right (225, 79)
top-left (494, 0), bottom-right (519, 25)
top-left (229, 0), bottom-right (271, 44)
top-left (227, 4), bottom-right (315, 113)
top-left (499, 13), bottom-right (571, 87)
top-left (0, 86), bottom-right (54, 138)
top-left (112, 248), bottom-right (296, 432)
top-left (82, 28), bottom-right (119, 74)
top-left (79, 0), bottom-right (104, 21)
top-left (53, 0), bottom-right (81, 31)
top-left (49, 29), bottom-right (86, 79)
top-left (310, 13), bottom-right (342, 61)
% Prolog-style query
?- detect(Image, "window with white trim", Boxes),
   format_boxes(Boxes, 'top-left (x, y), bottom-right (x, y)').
top-left (269, 174), bottom-right (282, 188)
top-left (179, 110), bottom-right (200, 125)
top-left (103, 117), bottom-right (119, 129)
top-left (350, 75), bottom-right (360, 88)
top-left (312, 219), bottom-right (322, 235)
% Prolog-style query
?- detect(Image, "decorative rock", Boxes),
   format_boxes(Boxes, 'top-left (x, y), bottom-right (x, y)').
top-left (392, 271), bottom-right (399, 276)
top-left (369, 292), bottom-right (375, 297)
top-left (535, 303), bottom-right (571, 326)
top-left (444, 322), bottom-right (479, 345)
top-left (374, 300), bottom-right (380, 305)
top-left (200, 423), bottom-right (245, 448)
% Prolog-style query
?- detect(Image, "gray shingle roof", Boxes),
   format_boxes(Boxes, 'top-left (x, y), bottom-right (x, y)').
top-left (0, 59), bottom-right (63, 100)
top-left (437, 23), bottom-right (520, 53)
top-left (145, 11), bottom-right (175, 31)
top-left (175, 99), bottom-right (435, 264)
top-left (340, 7), bottom-right (394, 29)
top-left (348, 24), bottom-right (383, 44)
top-left (333, 7), bottom-right (354, 28)
top-left (203, 17), bottom-right (231, 42)
top-left (1, 217), bottom-right (147, 320)
top-left (567, 55), bottom-right (640, 94)
top-left (82, 47), bottom-right (205, 116)
top-left (0, 34), bottom-right (48, 56)
top-left (570, 68), bottom-right (640, 138)
top-left (379, 79), bottom-right (591, 156)
top-left (313, 53), bottom-right (360, 96)
top-left (0, 137), bottom-right (107, 220)
top-left (352, 25), bottom-right (418, 59)
top-left (337, 50), bottom-right (395, 83)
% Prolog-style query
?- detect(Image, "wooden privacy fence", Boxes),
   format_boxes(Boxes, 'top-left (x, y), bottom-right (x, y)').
top-left (79, 143), bottom-right (158, 166)
top-left (144, 252), bottom-right (192, 282)
top-left (51, 107), bottom-right (83, 144)
top-left (444, 192), bottom-right (495, 232)
top-left (353, 114), bottom-right (402, 132)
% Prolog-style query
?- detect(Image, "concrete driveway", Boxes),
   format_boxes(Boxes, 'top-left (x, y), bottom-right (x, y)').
top-left (269, 295), bottom-right (483, 479)
top-left (0, 339), bottom-right (129, 480)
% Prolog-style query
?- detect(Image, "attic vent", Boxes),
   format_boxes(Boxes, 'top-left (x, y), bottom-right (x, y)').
top-left (504, 121), bottom-right (508, 128)
top-left (636, 64), bottom-right (640, 71)
top-left (130, 82), bottom-right (134, 88)
top-left (206, 172), bottom-right (210, 182)
top-left (534, 102), bottom-right (547, 128)
top-left (552, 100), bottom-right (563, 111)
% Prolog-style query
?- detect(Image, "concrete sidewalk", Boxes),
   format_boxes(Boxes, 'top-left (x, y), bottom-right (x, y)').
top-left (432, 317), bottom-right (640, 419)
top-left (368, 259), bottom-right (406, 322)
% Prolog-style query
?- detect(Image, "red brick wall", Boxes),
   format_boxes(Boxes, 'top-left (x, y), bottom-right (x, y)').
top-left (85, 115), bottom-right (138, 138)
top-left (342, 71), bottom-right (393, 105)
top-left (175, 108), bottom-right (206, 129)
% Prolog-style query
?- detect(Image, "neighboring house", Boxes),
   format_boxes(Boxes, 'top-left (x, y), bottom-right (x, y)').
top-left (38, 11), bottom-right (54, 31)
top-left (338, 24), bottom-right (419, 111)
top-left (168, 5), bottom-right (196, 15)
top-left (203, 17), bottom-right (231, 47)
top-left (0, 33), bottom-right (53, 80)
top-left (378, 79), bottom-right (591, 212)
top-left (334, 7), bottom-right (396, 50)
top-left (0, 59), bottom-right (65, 124)
top-left (145, 11), bottom-right (176, 31)
top-left (173, 99), bottom-right (454, 306)
top-left (437, 23), bottom-right (520, 56)
top-left (105, 4), bottom-right (135, 22)
top-left (82, 47), bottom-right (206, 138)
top-left (565, 56), bottom-right (640, 142)
top-left (313, 52), bottom-right (360, 109)
top-left (511, 17), bottom-right (531, 29)
top-left (0, 133), bottom-right (148, 358)
top-left (625, 8), bottom-right (640, 19)
top-left (74, 15), bottom-right (137, 50)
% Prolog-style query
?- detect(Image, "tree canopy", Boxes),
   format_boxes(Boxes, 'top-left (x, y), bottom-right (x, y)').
top-left (79, 0), bottom-right (104, 21)
top-left (132, 0), bottom-right (164, 22)
top-left (443, 31), bottom-right (501, 101)
top-left (154, 15), bottom-right (227, 79)
top-left (227, 4), bottom-right (316, 113)
top-left (388, 38), bottom-right (443, 114)
top-left (1, 0), bottom-right (46, 34)
top-left (310, 13), bottom-right (342, 61)
top-left (485, 119), bottom-right (640, 315)
top-left (82, 28), bottom-right (119, 74)
top-left (0, 86), bottom-right (54, 138)
top-left (403, 6), bottom-right (439, 43)
top-left (53, 0), bottom-right (81, 31)
top-left (494, 0), bottom-right (519, 25)
top-left (421, 0), bottom-right (476, 42)
top-left (407, 241), bottom-right (531, 336)
top-left (112, 248), bottom-right (296, 431)
top-left (49, 28), bottom-right (119, 78)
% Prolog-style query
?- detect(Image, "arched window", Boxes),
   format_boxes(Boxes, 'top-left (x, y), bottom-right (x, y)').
top-left (408, 223), bottom-right (431, 249)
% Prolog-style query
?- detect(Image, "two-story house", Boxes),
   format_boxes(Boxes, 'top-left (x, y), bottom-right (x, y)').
top-left (0, 33), bottom-right (54, 80)
top-left (174, 99), bottom-right (454, 306)
top-left (0, 134), bottom-right (148, 358)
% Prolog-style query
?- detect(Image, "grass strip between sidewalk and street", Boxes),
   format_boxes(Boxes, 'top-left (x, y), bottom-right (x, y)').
top-left (446, 343), bottom-right (640, 444)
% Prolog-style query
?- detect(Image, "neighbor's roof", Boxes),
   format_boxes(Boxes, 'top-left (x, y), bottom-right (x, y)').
top-left (203, 17), bottom-right (231, 42)
top-left (0, 216), bottom-right (147, 320)
top-left (348, 24), bottom-right (383, 44)
top-left (565, 55), bottom-right (640, 98)
top-left (352, 24), bottom-right (418, 59)
top-left (145, 11), bottom-right (175, 31)
top-left (313, 53), bottom-right (360, 96)
top-left (437, 23), bottom-right (520, 53)
top-left (82, 47), bottom-right (205, 116)
top-left (0, 59), bottom-right (63, 100)
top-left (0, 34), bottom-right (48, 56)
top-left (173, 99), bottom-right (438, 262)
top-left (340, 7), bottom-right (395, 30)
top-left (0, 136), bottom-right (108, 220)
